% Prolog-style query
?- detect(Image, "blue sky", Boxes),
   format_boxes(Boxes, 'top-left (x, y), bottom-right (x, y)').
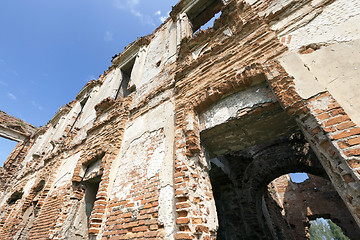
top-left (0, 0), bottom-right (178, 165)
top-left (290, 172), bottom-right (309, 183)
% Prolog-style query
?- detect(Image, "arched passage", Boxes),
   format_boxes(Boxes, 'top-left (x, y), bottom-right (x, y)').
top-left (209, 134), bottom-right (328, 239)
top-left (198, 85), bottom-right (360, 239)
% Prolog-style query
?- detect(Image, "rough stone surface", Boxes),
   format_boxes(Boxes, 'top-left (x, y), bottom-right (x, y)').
top-left (0, 0), bottom-right (360, 239)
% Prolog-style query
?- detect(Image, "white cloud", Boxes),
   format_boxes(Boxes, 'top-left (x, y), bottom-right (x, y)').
top-left (0, 81), bottom-right (7, 86)
top-left (128, 0), bottom-right (139, 8)
top-left (86, 75), bottom-right (97, 83)
top-left (159, 11), bottom-right (170, 23)
top-left (104, 31), bottom-right (114, 41)
top-left (113, 0), bottom-right (155, 26)
top-left (7, 93), bottom-right (17, 100)
top-left (155, 10), bottom-right (161, 15)
top-left (31, 101), bottom-right (43, 111)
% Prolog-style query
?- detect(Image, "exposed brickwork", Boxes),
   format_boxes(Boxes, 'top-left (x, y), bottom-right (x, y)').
top-left (102, 129), bottom-right (165, 239)
top-left (0, 0), bottom-right (359, 239)
top-left (269, 174), bottom-right (360, 239)
top-left (0, 110), bottom-right (37, 137)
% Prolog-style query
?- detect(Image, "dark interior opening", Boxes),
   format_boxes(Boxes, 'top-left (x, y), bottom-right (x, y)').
top-left (116, 57), bottom-right (136, 99)
top-left (84, 176), bottom-right (101, 222)
top-left (7, 191), bottom-right (23, 205)
top-left (200, 95), bottom-right (360, 239)
top-left (70, 96), bottom-right (89, 132)
top-left (186, 0), bottom-right (223, 32)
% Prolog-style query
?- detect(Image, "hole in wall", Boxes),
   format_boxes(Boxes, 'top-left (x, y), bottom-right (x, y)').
top-left (84, 177), bottom-right (101, 221)
top-left (289, 172), bottom-right (309, 183)
top-left (70, 96), bottom-right (89, 132)
top-left (186, 0), bottom-right (223, 33)
top-left (156, 60), bottom-right (161, 67)
top-left (7, 191), bottom-right (23, 205)
top-left (193, 11), bottom-right (222, 36)
top-left (0, 137), bottom-right (18, 166)
top-left (309, 218), bottom-right (350, 240)
top-left (116, 56), bottom-right (136, 99)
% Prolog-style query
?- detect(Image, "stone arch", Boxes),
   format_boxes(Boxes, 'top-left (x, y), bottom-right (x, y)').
top-left (174, 58), bottom-right (360, 238)
top-left (185, 60), bottom-right (360, 226)
top-left (239, 135), bottom-right (326, 239)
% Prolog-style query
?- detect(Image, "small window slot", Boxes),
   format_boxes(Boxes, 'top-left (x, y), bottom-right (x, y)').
top-left (116, 57), bottom-right (136, 99)
top-left (84, 176), bottom-right (101, 221)
top-left (70, 97), bottom-right (89, 132)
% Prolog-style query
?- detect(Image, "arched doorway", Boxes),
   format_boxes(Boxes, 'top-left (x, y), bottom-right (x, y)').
top-left (199, 85), bottom-right (360, 239)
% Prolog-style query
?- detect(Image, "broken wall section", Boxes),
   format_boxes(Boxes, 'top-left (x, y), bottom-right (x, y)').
top-left (251, 0), bottom-right (360, 126)
top-left (0, 110), bottom-right (37, 142)
top-left (0, 111), bottom-right (37, 193)
top-left (269, 174), bottom-right (360, 239)
top-left (104, 100), bottom-right (176, 239)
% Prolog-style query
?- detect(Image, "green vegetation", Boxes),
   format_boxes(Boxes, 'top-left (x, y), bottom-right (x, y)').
top-left (309, 218), bottom-right (350, 240)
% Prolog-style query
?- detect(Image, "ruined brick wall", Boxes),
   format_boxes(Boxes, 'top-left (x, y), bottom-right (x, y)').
top-left (0, 0), bottom-right (360, 239)
top-left (269, 174), bottom-right (360, 239)
top-left (0, 110), bottom-right (37, 139)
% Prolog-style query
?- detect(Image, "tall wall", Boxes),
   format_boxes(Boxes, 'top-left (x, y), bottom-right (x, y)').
top-left (0, 0), bottom-right (359, 239)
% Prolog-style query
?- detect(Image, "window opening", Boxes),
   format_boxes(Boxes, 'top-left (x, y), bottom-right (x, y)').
top-left (70, 97), bottom-right (88, 132)
top-left (115, 57), bottom-right (136, 99)
top-left (81, 156), bottom-right (103, 223)
top-left (32, 180), bottom-right (45, 216)
top-left (0, 137), bottom-right (18, 166)
top-left (186, 0), bottom-right (223, 33)
top-left (7, 191), bottom-right (23, 205)
top-left (84, 177), bottom-right (101, 221)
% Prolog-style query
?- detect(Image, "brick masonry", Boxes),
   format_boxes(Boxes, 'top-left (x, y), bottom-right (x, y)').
top-left (0, 0), bottom-right (359, 239)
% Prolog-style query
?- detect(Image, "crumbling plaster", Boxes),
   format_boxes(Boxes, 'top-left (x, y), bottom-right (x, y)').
top-left (0, 0), bottom-right (360, 239)
top-left (280, 40), bottom-right (360, 125)
top-left (108, 99), bottom-right (176, 239)
top-left (199, 84), bottom-right (276, 131)
top-left (137, 21), bottom-right (178, 88)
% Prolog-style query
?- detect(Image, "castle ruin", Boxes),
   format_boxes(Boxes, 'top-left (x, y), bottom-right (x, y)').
top-left (1, 0), bottom-right (360, 239)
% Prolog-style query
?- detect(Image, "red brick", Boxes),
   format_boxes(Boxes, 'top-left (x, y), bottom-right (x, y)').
top-left (195, 225), bottom-right (209, 233)
top-left (345, 148), bottom-right (360, 157)
top-left (144, 231), bottom-right (158, 237)
top-left (330, 108), bottom-right (345, 116)
top-left (337, 141), bottom-right (350, 149)
top-left (332, 128), bottom-right (360, 140)
top-left (348, 136), bottom-right (360, 146)
top-left (347, 159), bottom-right (360, 169)
top-left (311, 127), bottom-right (321, 135)
top-left (176, 217), bottom-right (190, 224)
top-left (192, 218), bottom-right (202, 224)
top-left (132, 226), bottom-right (147, 232)
top-left (337, 121), bottom-right (356, 130)
top-left (323, 126), bottom-right (336, 133)
top-left (317, 113), bottom-right (330, 120)
top-left (324, 115), bottom-right (350, 127)
top-left (175, 233), bottom-right (194, 239)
